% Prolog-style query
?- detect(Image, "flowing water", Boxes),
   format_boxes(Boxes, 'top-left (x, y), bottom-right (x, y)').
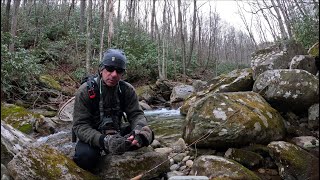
top-left (144, 108), bottom-right (185, 144)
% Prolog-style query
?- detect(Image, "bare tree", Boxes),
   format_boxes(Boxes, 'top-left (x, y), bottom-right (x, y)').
top-left (270, 0), bottom-right (288, 39)
top-left (85, 0), bottom-right (93, 74)
top-left (293, 0), bottom-right (307, 17)
top-left (115, 0), bottom-right (121, 45)
top-left (254, 0), bottom-right (278, 42)
top-left (186, 0), bottom-right (197, 67)
top-left (178, 0), bottom-right (186, 81)
top-left (151, 0), bottom-right (156, 40)
top-left (4, 0), bottom-right (11, 33)
top-left (67, 0), bottom-right (75, 21)
top-left (275, 0), bottom-right (292, 38)
top-left (107, 0), bottom-right (114, 48)
top-left (127, 0), bottom-right (133, 23)
top-left (143, 1), bottom-right (150, 32)
top-left (236, 2), bottom-right (258, 49)
top-left (99, 0), bottom-right (106, 61)
top-left (79, 0), bottom-right (86, 33)
top-left (197, 14), bottom-right (203, 66)
top-left (9, 0), bottom-right (21, 52)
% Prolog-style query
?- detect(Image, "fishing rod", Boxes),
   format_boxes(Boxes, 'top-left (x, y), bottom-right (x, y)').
top-left (130, 129), bottom-right (214, 180)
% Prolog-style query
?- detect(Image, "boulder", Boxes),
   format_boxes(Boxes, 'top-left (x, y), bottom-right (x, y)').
top-left (97, 147), bottom-right (170, 180)
top-left (170, 85), bottom-right (194, 103)
top-left (190, 155), bottom-right (261, 179)
top-left (182, 92), bottom-right (286, 149)
top-left (252, 69), bottom-right (319, 114)
top-left (7, 145), bottom-right (98, 180)
top-left (224, 148), bottom-right (264, 169)
top-left (268, 141), bottom-right (319, 180)
top-left (289, 55), bottom-right (318, 75)
top-left (180, 68), bottom-right (254, 115)
top-left (251, 40), bottom-right (307, 80)
top-left (192, 79), bottom-right (207, 92)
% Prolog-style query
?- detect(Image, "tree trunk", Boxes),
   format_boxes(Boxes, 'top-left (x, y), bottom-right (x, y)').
top-left (79, 0), bottom-right (86, 33)
top-left (178, 0), bottom-right (186, 81)
top-left (99, 0), bottom-right (106, 61)
top-left (67, 0), bottom-right (75, 21)
top-left (9, 0), bottom-right (21, 52)
top-left (293, 0), bottom-right (307, 18)
top-left (4, 0), bottom-right (11, 33)
top-left (115, 0), bottom-right (121, 44)
top-left (197, 16), bottom-right (202, 66)
top-left (270, 0), bottom-right (288, 40)
top-left (86, 0), bottom-right (93, 75)
top-left (107, 0), bottom-right (114, 48)
top-left (255, 0), bottom-right (278, 42)
top-left (161, 0), bottom-right (168, 80)
top-left (237, 2), bottom-right (258, 49)
top-left (151, 0), bottom-right (156, 40)
top-left (275, 0), bottom-right (292, 38)
top-left (186, 0), bottom-right (197, 68)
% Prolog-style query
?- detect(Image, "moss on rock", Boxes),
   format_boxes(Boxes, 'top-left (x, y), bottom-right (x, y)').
top-left (1, 103), bottom-right (40, 134)
top-left (39, 74), bottom-right (62, 91)
top-left (8, 145), bottom-right (100, 180)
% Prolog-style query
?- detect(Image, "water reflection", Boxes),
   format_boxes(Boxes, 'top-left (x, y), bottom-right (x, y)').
top-left (145, 108), bottom-right (185, 143)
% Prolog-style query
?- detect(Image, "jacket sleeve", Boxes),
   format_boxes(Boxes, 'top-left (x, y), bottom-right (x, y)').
top-left (72, 83), bottom-right (106, 148)
top-left (122, 82), bottom-right (149, 130)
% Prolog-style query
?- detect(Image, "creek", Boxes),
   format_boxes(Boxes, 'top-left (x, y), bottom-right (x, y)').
top-left (144, 108), bottom-right (185, 145)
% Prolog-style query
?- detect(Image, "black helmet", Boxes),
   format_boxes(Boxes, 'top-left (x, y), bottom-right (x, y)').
top-left (100, 49), bottom-right (127, 70)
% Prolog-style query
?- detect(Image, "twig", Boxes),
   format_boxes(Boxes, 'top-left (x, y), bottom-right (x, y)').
top-left (58, 96), bottom-right (75, 121)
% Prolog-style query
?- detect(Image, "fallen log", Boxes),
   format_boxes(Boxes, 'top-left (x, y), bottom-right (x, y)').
top-left (1, 121), bottom-right (35, 156)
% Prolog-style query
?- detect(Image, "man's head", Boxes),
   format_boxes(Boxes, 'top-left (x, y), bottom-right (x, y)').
top-left (100, 49), bottom-right (127, 87)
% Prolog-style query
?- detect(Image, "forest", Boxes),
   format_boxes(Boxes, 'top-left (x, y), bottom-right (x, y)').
top-left (1, 0), bottom-right (319, 106)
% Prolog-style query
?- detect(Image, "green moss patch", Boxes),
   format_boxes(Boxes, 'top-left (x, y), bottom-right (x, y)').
top-left (1, 103), bottom-right (41, 134)
top-left (39, 74), bottom-right (62, 91)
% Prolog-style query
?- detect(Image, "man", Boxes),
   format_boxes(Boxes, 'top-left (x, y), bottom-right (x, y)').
top-left (72, 48), bottom-right (154, 171)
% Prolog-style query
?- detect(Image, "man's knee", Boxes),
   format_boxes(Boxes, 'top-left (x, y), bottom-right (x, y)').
top-left (73, 141), bottom-right (101, 170)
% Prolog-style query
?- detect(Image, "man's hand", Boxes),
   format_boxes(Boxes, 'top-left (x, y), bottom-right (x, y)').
top-left (127, 126), bottom-right (153, 148)
top-left (104, 134), bottom-right (131, 154)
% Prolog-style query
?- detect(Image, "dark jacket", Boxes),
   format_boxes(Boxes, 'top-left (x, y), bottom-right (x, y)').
top-left (72, 79), bottom-right (148, 149)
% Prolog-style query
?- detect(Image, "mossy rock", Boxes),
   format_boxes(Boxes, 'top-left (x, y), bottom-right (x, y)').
top-left (39, 74), bottom-right (62, 91)
top-left (268, 141), bottom-right (319, 180)
top-left (190, 155), bottom-right (261, 179)
top-left (135, 85), bottom-right (155, 101)
top-left (7, 145), bottom-right (99, 180)
top-left (1, 103), bottom-right (41, 134)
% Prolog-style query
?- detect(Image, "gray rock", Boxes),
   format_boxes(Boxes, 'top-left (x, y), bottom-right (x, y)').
top-left (98, 147), bottom-right (170, 180)
top-left (183, 92), bottom-right (286, 149)
top-left (253, 69), bottom-right (319, 114)
top-left (308, 103), bottom-right (319, 129)
top-left (190, 155), bottom-right (261, 179)
top-left (289, 55), bottom-right (318, 75)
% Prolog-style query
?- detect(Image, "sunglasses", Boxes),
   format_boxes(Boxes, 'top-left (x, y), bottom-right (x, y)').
top-left (105, 66), bottom-right (125, 74)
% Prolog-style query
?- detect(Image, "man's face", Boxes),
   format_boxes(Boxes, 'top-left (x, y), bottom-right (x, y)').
top-left (101, 66), bottom-right (125, 87)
